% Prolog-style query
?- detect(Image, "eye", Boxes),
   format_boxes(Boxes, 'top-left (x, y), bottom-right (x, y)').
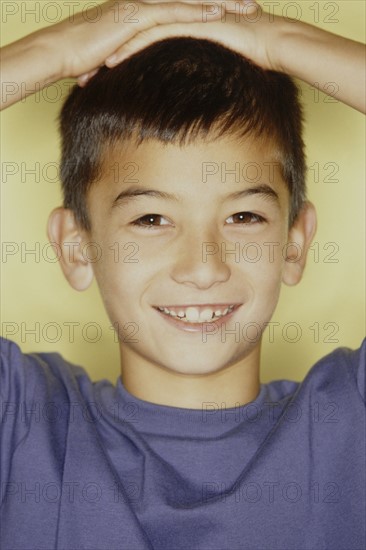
top-left (130, 214), bottom-right (171, 229)
top-left (226, 212), bottom-right (266, 225)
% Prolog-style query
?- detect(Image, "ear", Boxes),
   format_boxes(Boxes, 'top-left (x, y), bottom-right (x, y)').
top-left (282, 201), bottom-right (317, 286)
top-left (47, 207), bottom-right (94, 291)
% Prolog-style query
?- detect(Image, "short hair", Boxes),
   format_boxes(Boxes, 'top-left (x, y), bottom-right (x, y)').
top-left (59, 37), bottom-right (306, 231)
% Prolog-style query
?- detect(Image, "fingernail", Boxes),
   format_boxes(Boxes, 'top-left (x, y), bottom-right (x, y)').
top-left (106, 54), bottom-right (117, 65)
top-left (77, 76), bottom-right (88, 86)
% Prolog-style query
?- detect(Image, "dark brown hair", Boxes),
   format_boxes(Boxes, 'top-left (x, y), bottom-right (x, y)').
top-left (59, 37), bottom-right (306, 231)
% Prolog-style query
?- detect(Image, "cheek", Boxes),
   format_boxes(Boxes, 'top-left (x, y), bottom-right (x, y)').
top-left (239, 235), bottom-right (287, 316)
top-left (238, 231), bottom-right (287, 278)
top-left (88, 239), bottom-right (133, 314)
top-left (91, 239), bottom-right (159, 319)
top-left (248, 260), bottom-right (283, 304)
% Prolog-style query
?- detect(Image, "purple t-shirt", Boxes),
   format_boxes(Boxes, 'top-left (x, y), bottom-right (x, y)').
top-left (1, 336), bottom-right (365, 550)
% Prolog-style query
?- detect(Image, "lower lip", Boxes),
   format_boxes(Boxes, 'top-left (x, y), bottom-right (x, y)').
top-left (153, 307), bottom-right (241, 333)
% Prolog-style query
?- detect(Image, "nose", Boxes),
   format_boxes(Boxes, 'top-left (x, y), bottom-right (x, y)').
top-left (170, 226), bottom-right (231, 290)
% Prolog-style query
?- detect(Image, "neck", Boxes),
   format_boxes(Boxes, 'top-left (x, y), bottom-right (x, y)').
top-left (119, 345), bottom-right (261, 410)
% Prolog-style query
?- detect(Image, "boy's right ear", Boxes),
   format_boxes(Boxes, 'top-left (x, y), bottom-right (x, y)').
top-left (47, 207), bottom-right (94, 291)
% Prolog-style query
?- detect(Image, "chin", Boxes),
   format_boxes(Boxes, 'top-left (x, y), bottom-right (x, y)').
top-left (155, 345), bottom-right (255, 376)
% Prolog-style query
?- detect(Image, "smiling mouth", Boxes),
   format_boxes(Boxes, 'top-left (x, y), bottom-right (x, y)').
top-left (152, 304), bottom-right (242, 324)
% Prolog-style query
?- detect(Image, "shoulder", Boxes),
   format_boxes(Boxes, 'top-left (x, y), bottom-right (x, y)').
top-left (299, 338), bottom-right (366, 405)
top-left (265, 339), bottom-right (366, 406)
top-left (0, 336), bottom-right (97, 404)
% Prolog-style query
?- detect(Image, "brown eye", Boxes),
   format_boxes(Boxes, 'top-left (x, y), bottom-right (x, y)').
top-left (227, 212), bottom-right (266, 224)
top-left (131, 214), bottom-right (170, 228)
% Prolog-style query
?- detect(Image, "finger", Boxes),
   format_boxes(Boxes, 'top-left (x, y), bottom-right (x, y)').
top-left (105, 2), bottom-right (227, 66)
top-left (151, 1), bottom-right (223, 23)
top-left (142, 0), bottom-right (244, 9)
top-left (242, 0), bottom-right (260, 13)
top-left (141, 0), bottom-right (260, 13)
top-left (224, 0), bottom-right (260, 15)
top-left (104, 2), bottom-right (224, 65)
top-left (105, 24), bottom-right (185, 66)
top-left (115, 1), bottom-right (223, 26)
top-left (77, 68), bottom-right (100, 87)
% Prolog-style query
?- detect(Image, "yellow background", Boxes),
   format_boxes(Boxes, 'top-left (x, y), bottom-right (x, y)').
top-left (1, 1), bottom-right (365, 385)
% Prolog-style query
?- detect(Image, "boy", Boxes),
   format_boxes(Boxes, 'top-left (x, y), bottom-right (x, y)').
top-left (1, 1), bottom-right (365, 549)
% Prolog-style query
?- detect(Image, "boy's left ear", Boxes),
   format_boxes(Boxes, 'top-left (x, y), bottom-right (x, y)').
top-left (282, 201), bottom-right (317, 286)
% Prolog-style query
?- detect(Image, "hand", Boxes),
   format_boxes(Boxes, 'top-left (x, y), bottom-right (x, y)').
top-left (44, 0), bottom-right (250, 85)
top-left (101, 1), bottom-right (365, 113)
top-left (78, 0), bottom-right (258, 86)
top-left (91, 1), bottom-right (283, 76)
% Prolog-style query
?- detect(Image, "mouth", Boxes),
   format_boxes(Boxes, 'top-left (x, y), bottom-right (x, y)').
top-left (152, 303), bottom-right (242, 327)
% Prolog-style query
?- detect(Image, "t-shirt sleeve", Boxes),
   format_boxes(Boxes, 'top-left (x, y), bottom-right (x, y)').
top-left (311, 338), bottom-right (366, 406)
top-left (0, 337), bottom-right (93, 510)
top-left (0, 337), bottom-right (43, 498)
top-left (1, 337), bottom-right (40, 431)
top-left (347, 337), bottom-right (366, 405)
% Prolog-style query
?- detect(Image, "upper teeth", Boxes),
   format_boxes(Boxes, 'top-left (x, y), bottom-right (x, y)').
top-left (157, 305), bottom-right (235, 323)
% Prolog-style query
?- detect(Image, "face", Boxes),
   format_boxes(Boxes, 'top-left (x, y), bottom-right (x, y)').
top-left (76, 133), bottom-right (301, 377)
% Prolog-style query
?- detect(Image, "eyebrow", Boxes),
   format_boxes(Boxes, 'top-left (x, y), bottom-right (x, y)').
top-left (112, 183), bottom-right (280, 207)
top-left (113, 187), bottom-right (180, 206)
top-left (226, 185), bottom-right (280, 205)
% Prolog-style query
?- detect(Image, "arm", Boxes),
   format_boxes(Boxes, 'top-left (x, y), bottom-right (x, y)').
top-left (1, 32), bottom-right (63, 109)
top-left (273, 18), bottom-right (366, 114)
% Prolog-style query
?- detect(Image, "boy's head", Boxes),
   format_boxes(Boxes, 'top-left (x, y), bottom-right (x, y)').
top-left (48, 37), bottom-right (316, 383)
top-left (59, 37), bottom-right (306, 232)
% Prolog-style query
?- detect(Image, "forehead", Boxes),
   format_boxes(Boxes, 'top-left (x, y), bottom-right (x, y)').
top-left (89, 134), bottom-right (288, 206)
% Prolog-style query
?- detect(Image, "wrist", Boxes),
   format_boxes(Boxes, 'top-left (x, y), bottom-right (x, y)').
top-left (29, 29), bottom-right (66, 83)
top-left (265, 16), bottom-right (298, 74)
top-left (272, 17), bottom-right (321, 76)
